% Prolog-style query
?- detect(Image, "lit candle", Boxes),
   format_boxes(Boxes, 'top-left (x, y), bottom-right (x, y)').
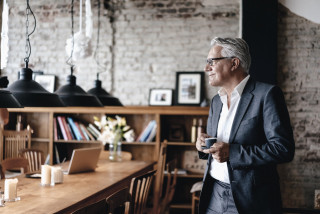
top-left (41, 165), bottom-right (51, 186)
top-left (4, 178), bottom-right (18, 201)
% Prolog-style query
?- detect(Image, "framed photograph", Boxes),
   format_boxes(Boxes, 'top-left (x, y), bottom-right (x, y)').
top-left (149, 89), bottom-right (173, 106)
top-left (175, 71), bottom-right (204, 106)
top-left (34, 74), bottom-right (56, 93)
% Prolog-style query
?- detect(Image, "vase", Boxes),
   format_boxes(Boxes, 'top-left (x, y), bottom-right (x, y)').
top-left (109, 141), bottom-right (122, 161)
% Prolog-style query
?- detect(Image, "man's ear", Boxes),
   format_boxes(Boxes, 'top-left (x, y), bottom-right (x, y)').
top-left (231, 58), bottom-right (240, 71)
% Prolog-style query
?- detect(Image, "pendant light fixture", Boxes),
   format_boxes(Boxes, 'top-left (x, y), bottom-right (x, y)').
top-left (87, 0), bottom-right (122, 106)
top-left (0, 76), bottom-right (21, 108)
top-left (55, 0), bottom-right (102, 107)
top-left (7, 0), bottom-right (64, 107)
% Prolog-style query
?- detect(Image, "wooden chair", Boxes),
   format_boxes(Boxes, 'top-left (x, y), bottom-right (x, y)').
top-left (126, 170), bottom-right (157, 214)
top-left (0, 128), bottom-right (32, 161)
top-left (190, 181), bottom-right (203, 214)
top-left (152, 142), bottom-right (167, 213)
top-left (72, 199), bottom-right (107, 214)
top-left (99, 150), bottom-right (132, 161)
top-left (106, 187), bottom-right (131, 214)
top-left (1, 157), bottom-right (29, 179)
top-left (19, 148), bottom-right (44, 173)
top-left (158, 159), bottom-right (178, 214)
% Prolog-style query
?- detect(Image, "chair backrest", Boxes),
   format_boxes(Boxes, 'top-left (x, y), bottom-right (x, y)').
top-left (19, 148), bottom-right (44, 173)
top-left (72, 199), bottom-right (107, 214)
top-left (0, 128), bottom-right (32, 161)
top-left (152, 142), bottom-right (167, 213)
top-left (99, 150), bottom-right (132, 161)
top-left (1, 157), bottom-right (29, 179)
top-left (159, 159), bottom-right (178, 214)
top-left (106, 187), bottom-right (131, 214)
top-left (127, 170), bottom-right (156, 214)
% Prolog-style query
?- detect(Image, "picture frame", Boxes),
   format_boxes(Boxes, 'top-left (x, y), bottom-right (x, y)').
top-left (175, 71), bottom-right (204, 106)
top-left (34, 74), bottom-right (56, 93)
top-left (149, 88), bottom-right (173, 106)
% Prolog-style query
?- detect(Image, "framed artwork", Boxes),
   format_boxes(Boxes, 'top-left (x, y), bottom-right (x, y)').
top-left (175, 71), bottom-right (204, 106)
top-left (34, 74), bottom-right (56, 93)
top-left (149, 88), bottom-right (173, 106)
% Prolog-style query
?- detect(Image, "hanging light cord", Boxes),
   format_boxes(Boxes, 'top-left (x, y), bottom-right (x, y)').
top-left (24, 0), bottom-right (36, 68)
top-left (66, 0), bottom-right (75, 74)
top-left (94, 0), bottom-right (105, 80)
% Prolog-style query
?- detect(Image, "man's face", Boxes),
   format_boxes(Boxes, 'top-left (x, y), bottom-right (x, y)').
top-left (204, 45), bottom-right (233, 87)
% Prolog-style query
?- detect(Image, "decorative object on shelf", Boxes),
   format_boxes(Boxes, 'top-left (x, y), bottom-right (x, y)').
top-left (7, 0), bottom-right (64, 107)
top-left (87, 0), bottom-right (122, 106)
top-left (34, 74), bottom-right (56, 93)
top-left (315, 189), bottom-right (320, 209)
top-left (191, 118), bottom-right (197, 143)
top-left (94, 115), bottom-right (135, 161)
top-left (55, 0), bottom-right (102, 107)
top-left (182, 150), bottom-right (206, 174)
top-left (149, 88), bottom-right (173, 106)
top-left (168, 124), bottom-right (185, 142)
top-left (175, 71), bottom-right (204, 106)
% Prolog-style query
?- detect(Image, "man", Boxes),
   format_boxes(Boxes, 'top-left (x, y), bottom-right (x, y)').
top-left (196, 37), bottom-right (295, 214)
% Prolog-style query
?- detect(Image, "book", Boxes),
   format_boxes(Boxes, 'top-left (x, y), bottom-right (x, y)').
top-left (55, 145), bottom-right (60, 164)
top-left (57, 116), bottom-right (68, 140)
top-left (88, 123), bottom-right (101, 138)
top-left (75, 121), bottom-right (86, 140)
top-left (67, 117), bottom-right (82, 140)
top-left (145, 123), bottom-right (157, 142)
top-left (53, 117), bottom-right (58, 140)
top-left (139, 120), bottom-right (156, 142)
top-left (79, 123), bottom-right (91, 140)
top-left (87, 125), bottom-right (99, 139)
top-left (61, 116), bottom-right (72, 140)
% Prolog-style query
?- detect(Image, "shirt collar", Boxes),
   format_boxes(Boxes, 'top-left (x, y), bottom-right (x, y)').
top-left (218, 75), bottom-right (250, 97)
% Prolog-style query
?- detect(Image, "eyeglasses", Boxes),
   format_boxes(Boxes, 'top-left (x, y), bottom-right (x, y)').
top-left (206, 57), bottom-right (234, 66)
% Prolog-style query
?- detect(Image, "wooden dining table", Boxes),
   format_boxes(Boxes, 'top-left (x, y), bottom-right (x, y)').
top-left (0, 159), bottom-right (155, 214)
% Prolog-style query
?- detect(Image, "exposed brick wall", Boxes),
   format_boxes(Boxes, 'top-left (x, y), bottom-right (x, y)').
top-left (3, 0), bottom-right (320, 209)
top-left (3, 0), bottom-right (239, 105)
top-left (277, 4), bottom-right (320, 208)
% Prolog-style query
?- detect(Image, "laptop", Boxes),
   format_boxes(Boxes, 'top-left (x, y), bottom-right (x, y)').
top-left (62, 147), bottom-right (102, 174)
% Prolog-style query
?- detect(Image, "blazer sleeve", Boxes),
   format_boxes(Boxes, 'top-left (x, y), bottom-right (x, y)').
top-left (229, 86), bottom-right (295, 169)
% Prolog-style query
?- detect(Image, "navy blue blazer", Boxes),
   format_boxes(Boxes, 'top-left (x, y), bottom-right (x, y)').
top-left (199, 77), bottom-right (295, 214)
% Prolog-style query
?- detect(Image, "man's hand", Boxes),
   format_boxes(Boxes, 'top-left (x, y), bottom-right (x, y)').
top-left (202, 142), bottom-right (230, 163)
top-left (196, 133), bottom-right (210, 152)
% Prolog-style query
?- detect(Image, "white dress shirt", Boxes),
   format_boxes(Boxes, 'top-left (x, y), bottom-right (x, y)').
top-left (209, 75), bottom-right (250, 184)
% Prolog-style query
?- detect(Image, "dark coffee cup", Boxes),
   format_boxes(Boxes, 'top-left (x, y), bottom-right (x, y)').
top-left (202, 137), bottom-right (217, 149)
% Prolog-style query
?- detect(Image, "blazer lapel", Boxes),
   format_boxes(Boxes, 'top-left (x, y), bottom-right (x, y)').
top-left (229, 78), bottom-right (255, 144)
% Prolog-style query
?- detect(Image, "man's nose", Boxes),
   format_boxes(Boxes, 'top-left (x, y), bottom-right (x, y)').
top-left (204, 63), bottom-right (211, 72)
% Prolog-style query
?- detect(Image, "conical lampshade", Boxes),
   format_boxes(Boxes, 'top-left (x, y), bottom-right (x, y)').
top-left (55, 75), bottom-right (103, 107)
top-left (87, 80), bottom-right (122, 106)
top-left (0, 90), bottom-right (22, 108)
top-left (7, 68), bottom-right (64, 107)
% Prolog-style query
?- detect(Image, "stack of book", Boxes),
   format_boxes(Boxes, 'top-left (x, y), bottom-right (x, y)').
top-left (54, 116), bottom-right (100, 141)
top-left (136, 120), bottom-right (157, 142)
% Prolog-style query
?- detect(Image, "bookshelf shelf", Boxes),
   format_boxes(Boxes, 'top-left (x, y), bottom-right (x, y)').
top-left (54, 140), bottom-right (101, 144)
top-left (6, 106), bottom-right (209, 210)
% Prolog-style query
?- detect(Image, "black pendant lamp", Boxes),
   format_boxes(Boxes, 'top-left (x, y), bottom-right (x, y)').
top-left (55, 0), bottom-right (102, 107)
top-left (87, 0), bottom-right (122, 106)
top-left (55, 67), bottom-right (103, 107)
top-left (0, 76), bottom-right (21, 108)
top-left (87, 75), bottom-right (122, 106)
top-left (7, 0), bottom-right (64, 107)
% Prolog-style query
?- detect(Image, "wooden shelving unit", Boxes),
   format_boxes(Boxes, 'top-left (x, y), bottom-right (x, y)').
top-left (6, 106), bottom-right (209, 212)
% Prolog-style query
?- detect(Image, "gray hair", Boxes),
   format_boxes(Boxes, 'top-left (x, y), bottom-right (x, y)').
top-left (210, 37), bottom-right (251, 73)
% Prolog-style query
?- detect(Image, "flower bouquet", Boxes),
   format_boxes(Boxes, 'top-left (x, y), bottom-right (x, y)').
top-left (94, 115), bottom-right (135, 161)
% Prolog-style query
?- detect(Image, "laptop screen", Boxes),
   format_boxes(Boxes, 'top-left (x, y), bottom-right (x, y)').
top-left (64, 147), bottom-right (101, 174)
